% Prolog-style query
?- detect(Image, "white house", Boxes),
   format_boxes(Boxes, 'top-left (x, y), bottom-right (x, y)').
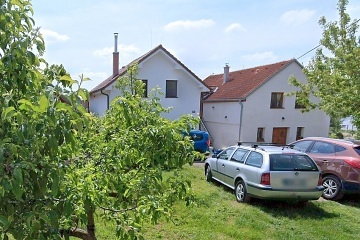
top-left (89, 34), bottom-right (210, 120)
top-left (341, 116), bottom-right (357, 131)
top-left (202, 59), bottom-right (330, 149)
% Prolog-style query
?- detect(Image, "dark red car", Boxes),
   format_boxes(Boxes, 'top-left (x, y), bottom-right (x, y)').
top-left (290, 137), bottom-right (360, 200)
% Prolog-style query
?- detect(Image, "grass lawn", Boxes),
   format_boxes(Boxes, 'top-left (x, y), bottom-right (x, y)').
top-left (92, 164), bottom-right (360, 240)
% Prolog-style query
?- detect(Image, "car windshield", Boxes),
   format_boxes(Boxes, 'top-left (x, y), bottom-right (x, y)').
top-left (270, 154), bottom-right (318, 171)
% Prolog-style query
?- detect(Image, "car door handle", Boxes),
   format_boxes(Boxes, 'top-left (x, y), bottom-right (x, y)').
top-left (322, 160), bottom-right (329, 163)
top-left (222, 164), bottom-right (225, 167)
top-left (236, 168), bottom-right (240, 171)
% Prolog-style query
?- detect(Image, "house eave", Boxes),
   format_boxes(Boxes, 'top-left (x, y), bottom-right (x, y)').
top-left (204, 98), bottom-right (245, 103)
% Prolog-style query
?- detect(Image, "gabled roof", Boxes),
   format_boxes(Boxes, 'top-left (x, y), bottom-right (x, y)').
top-left (90, 44), bottom-right (209, 94)
top-left (203, 59), bottom-right (298, 102)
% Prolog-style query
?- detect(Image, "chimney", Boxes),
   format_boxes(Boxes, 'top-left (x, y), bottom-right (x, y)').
top-left (113, 33), bottom-right (119, 76)
top-left (223, 63), bottom-right (230, 84)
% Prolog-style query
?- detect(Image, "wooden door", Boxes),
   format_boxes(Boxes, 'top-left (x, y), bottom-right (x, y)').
top-left (272, 127), bottom-right (288, 145)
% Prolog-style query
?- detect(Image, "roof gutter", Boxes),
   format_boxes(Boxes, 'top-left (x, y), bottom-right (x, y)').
top-left (101, 89), bottom-right (110, 110)
top-left (205, 98), bottom-right (241, 103)
top-left (238, 98), bottom-right (246, 142)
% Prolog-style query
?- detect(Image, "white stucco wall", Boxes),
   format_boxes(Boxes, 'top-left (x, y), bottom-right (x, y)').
top-left (203, 61), bottom-right (330, 149)
top-left (89, 49), bottom-right (209, 120)
top-left (89, 92), bottom-right (108, 116)
top-left (202, 101), bottom-right (241, 148)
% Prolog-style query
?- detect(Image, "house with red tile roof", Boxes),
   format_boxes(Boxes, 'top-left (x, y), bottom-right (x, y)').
top-left (202, 59), bottom-right (330, 149)
top-left (89, 35), bottom-right (210, 119)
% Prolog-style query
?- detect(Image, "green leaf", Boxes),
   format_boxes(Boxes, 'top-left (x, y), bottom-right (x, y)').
top-left (38, 95), bottom-right (49, 112)
top-left (13, 167), bottom-right (23, 184)
top-left (11, 179), bottom-right (23, 200)
top-left (10, 0), bottom-right (24, 10)
top-left (77, 89), bottom-right (88, 101)
top-left (0, 215), bottom-right (10, 228)
top-left (1, 106), bottom-right (15, 120)
top-left (50, 170), bottom-right (59, 196)
top-left (18, 99), bottom-right (34, 111)
top-left (56, 102), bottom-right (73, 113)
top-left (26, 51), bottom-right (36, 65)
top-left (60, 75), bottom-right (77, 86)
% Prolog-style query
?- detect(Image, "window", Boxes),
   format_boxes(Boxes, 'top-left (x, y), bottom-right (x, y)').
top-left (166, 80), bottom-right (177, 98)
top-left (245, 152), bottom-right (263, 168)
top-left (291, 140), bottom-right (313, 152)
top-left (310, 141), bottom-right (335, 154)
top-left (335, 145), bottom-right (346, 152)
top-left (218, 147), bottom-right (236, 160)
top-left (270, 92), bottom-right (284, 108)
top-left (257, 128), bottom-right (264, 142)
top-left (270, 154), bottom-right (317, 171)
top-left (231, 149), bottom-right (249, 163)
top-left (142, 80), bottom-right (148, 98)
top-left (296, 127), bottom-right (303, 140)
top-left (295, 94), bottom-right (305, 109)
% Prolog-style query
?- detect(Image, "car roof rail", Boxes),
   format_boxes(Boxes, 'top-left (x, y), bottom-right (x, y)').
top-left (237, 142), bottom-right (277, 148)
top-left (237, 142), bottom-right (295, 150)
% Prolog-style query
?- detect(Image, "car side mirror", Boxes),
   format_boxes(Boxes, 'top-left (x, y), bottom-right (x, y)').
top-left (212, 154), bottom-right (217, 158)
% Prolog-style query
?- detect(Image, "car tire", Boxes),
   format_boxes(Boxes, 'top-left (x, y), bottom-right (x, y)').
top-left (322, 175), bottom-right (344, 200)
top-left (205, 165), bottom-right (212, 182)
top-left (235, 180), bottom-right (251, 203)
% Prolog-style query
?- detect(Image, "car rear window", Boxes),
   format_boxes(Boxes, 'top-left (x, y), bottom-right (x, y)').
top-left (354, 146), bottom-right (360, 156)
top-left (270, 154), bottom-right (318, 171)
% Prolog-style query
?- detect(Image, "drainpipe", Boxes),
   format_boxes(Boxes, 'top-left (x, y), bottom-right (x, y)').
top-left (238, 99), bottom-right (245, 141)
top-left (101, 89), bottom-right (109, 110)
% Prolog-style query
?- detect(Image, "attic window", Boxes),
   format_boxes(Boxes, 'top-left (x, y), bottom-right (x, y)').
top-left (270, 92), bottom-right (284, 109)
top-left (166, 80), bottom-right (177, 98)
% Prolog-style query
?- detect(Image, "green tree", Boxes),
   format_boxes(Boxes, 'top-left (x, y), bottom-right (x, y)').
top-left (289, 0), bottom-right (360, 137)
top-left (1, 1), bottom-right (90, 239)
top-left (68, 64), bottom-right (198, 239)
top-left (0, 1), bottom-right (198, 239)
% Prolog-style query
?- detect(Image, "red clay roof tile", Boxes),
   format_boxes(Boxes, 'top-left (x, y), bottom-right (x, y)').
top-left (203, 59), bottom-right (295, 101)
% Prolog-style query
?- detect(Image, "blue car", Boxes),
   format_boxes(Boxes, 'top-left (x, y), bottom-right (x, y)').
top-left (189, 130), bottom-right (210, 153)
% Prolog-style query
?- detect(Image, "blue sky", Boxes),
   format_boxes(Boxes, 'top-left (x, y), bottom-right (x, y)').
top-left (31, 0), bottom-right (360, 91)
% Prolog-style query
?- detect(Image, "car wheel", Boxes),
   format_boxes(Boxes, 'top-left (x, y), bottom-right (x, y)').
top-left (235, 180), bottom-right (251, 203)
top-left (205, 165), bottom-right (212, 182)
top-left (322, 175), bottom-right (344, 200)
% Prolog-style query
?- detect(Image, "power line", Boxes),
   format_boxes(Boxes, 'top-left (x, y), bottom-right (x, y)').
top-left (297, 44), bottom-right (321, 60)
top-left (296, 18), bottom-right (360, 60)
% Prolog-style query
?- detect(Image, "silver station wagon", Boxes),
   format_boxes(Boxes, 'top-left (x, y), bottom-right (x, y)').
top-left (204, 143), bottom-right (324, 203)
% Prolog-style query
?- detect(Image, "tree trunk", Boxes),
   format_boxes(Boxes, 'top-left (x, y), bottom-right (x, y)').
top-left (68, 205), bottom-right (97, 240)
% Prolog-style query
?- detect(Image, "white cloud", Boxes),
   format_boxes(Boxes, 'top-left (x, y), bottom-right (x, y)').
top-left (242, 51), bottom-right (279, 63)
top-left (75, 70), bottom-right (108, 80)
top-left (224, 23), bottom-right (246, 33)
top-left (40, 28), bottom-right (69, 42)
top-left (164, 19), bottom-right (215, 31)
top-left (93, 44), bottom-right (141, 57)
top-left (280, 9), bottom-right (316, 26)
